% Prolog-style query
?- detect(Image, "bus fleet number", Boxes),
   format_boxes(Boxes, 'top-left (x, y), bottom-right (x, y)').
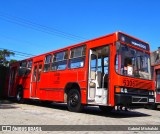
top-left (123, 79), bottom-right (136, 87)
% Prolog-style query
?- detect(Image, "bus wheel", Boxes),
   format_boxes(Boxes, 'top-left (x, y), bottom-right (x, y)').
top-left (151, 103), bottom-right (157, 110)
top-left (16, 89), bottom-right (24, 103)
top-left (99, 106), bottom-right (113, 113)
top-left (67, 89), bottom-right (83, 112)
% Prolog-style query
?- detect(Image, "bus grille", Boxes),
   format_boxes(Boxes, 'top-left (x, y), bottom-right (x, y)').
top-left (132, 96), bottom-right (148, 103)
top-left (127, 88), bottom-right (149, 95)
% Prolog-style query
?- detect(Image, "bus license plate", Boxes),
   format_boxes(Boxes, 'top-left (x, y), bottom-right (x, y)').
top-left (149, 99), bottom-right (154, 102)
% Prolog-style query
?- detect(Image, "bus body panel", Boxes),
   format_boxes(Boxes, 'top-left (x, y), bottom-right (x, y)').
top-left (6, 32), bottom-right (155, 108)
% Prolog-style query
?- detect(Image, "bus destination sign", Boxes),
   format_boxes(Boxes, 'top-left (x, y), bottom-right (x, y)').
top-left (118, 33), bottom-right (149, 51)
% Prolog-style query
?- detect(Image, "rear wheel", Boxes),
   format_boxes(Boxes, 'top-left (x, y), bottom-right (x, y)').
top-left (99, 106), bottom-right (113, 113)
top-left (16, 88), bottom-right (24, 103)
top-left (67, 89), bottom-right (83, 112)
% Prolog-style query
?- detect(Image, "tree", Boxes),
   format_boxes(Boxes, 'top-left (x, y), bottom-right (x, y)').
top-left (0, 49), bottom-right (15, 66)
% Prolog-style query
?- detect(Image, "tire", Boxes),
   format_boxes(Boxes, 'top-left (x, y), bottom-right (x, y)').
top-left (151, 103), bottom-right (157, 110)
top-left (145, 104), bottom-right (157, 110)
top-left (67, 89), bottom-right (83, 112)
top-left (144, 104), bottom-right (149, 109)
top-left (16, 88), bottom-right (24, 103)
top-left (99, 106), bottom-right (113, 113)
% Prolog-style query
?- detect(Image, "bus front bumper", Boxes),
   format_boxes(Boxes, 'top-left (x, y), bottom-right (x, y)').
top-left (114, 93), bottom-right (155, 107)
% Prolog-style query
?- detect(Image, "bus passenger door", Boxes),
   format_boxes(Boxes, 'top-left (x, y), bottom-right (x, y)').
top-left (88, 46), bottom-right (110, 105)
top-left (88, 50), bottom-right (98, 102)
top-left (31, 62), bottom-right (42, 98)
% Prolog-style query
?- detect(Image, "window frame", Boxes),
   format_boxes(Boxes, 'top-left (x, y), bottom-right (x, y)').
top-left (18, 60), bottom-right (28, 76)
top-left (44, 54), bottom-right (52, 72)
top-left (20, 61), bottom-right (27, 68)
top-left (70, 45), bottom-right (86, 59)
top-left (27, 60), bottom-right (33, 69)
top-left (51, 50), bottom-right (68, 71)
top-left (115, 42), bottom-right (152, 80)
top-left (68, 45), bottom-right (86, 69)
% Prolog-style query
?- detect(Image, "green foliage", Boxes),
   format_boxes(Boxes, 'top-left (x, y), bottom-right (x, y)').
top-left (0, 49), bottom-right (16, 66)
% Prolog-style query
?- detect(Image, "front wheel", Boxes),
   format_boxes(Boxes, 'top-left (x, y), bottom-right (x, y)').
top-left (67, 89), bottom-right (83, 112)
top-left (150, 103), bottom-right (157, 110)
top-left (145, 104), bottom-right (157, 110)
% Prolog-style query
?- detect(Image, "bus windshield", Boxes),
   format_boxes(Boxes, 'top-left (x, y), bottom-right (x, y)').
top-left (115, 42), bottom-right (151, 80)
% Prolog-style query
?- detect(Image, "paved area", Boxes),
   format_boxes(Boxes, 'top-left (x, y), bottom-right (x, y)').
top-left (0, 99), bottom-right (160, 134)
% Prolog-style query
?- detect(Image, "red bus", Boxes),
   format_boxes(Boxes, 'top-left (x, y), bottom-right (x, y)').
top-left (7, 32), bottom-right (155, 112)
top-left (151, 48), bottom-right (160, 109)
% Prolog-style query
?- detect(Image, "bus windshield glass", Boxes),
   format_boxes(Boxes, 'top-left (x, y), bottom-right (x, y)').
top-left (115, 42), bottom-right (151, 80)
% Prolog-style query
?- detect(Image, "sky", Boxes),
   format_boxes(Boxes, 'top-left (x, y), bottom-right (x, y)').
top-left (0, 0), bottom-right (160, 60)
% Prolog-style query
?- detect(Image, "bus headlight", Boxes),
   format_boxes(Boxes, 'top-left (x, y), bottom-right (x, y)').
top-left (121, 88), bottom-right (128, 93)
top-left (149, 91), bottom-right (154, 95)
top-left (124, 88), bottom-right (128, 93)
top-left (115, 87), bottom-right (128, 93)
top-left (120, 88), bottom-right (124, 93)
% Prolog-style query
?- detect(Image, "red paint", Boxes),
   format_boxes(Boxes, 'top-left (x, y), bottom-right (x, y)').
top-left (6, 32), bottom-right (154, 107)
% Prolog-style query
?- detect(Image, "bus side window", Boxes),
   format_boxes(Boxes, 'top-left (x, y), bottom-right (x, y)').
top-left (27, 60), bottom-right (32, 69)
top-left (44, 55), bottom-right (52, 72)
top-left (38, 64), bottom-right (42, 81)
top-left (18, 61), bottom-right (27, 76)
top-left (33, 66), bottom-right (37, 82)
top-left (26, 60), bottom-right (32, 75)
top-left (51, 51), bottom-right (68, 71)
top-left (68, 45), bottom-right (86, 69)
top-left (104, 57), bottom-right (109, 74)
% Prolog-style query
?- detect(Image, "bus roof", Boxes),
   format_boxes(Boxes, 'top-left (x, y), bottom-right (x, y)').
top-left (15, 31), bottom-right (150, 62)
